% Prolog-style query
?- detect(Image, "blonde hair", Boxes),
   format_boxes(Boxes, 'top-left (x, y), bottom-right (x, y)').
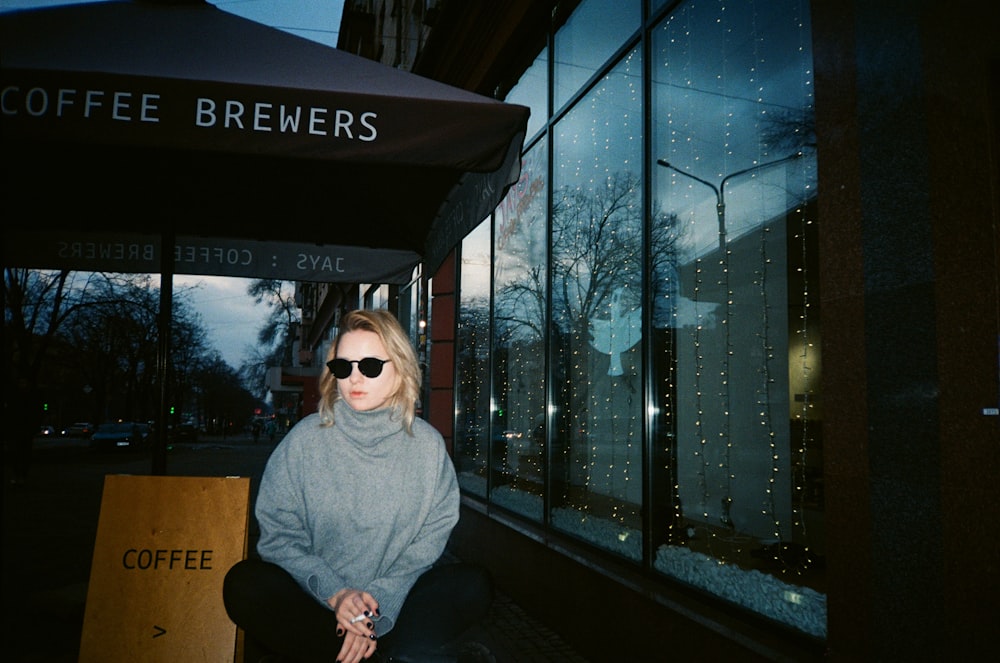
top-left (317, 309), bottom-right (421, 433)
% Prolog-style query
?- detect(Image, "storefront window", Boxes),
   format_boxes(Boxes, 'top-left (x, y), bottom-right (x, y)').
top-left (505, 47), bottom-right (548, 144)
top-left (552, 0), bottom-right (640, 111)
top-left (454, 222), bottom-right (493, 498)
top-left (457, 0), bottom-right (825, 641)
top-left (489, 141), bottom-right (549, 521)
top-left (651, 0), bottom-right (824, 637)
top-left (550, 45), bottom-right (643, 557)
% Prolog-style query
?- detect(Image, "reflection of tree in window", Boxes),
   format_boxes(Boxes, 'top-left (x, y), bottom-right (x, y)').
top-left (544, 171), bottom-right (679, 557)
top-left (490, 146), bottom-right (549, 521)
top-left (455, 298), bottom-right (491, 494)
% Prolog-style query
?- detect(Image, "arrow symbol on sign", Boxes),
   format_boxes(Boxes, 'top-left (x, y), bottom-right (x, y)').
top-left (153, 625), bottom-right (166, 638)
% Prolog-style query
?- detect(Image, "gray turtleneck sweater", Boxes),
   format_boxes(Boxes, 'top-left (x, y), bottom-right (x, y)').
top-left (254, 399), bottom-right (459, 634)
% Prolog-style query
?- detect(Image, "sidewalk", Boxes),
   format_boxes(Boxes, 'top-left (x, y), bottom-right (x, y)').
top-left (2, 434), bottom-right (591, 662)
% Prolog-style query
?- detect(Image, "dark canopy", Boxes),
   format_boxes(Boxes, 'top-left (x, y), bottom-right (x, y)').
top-left (0, 0), bottom-right (529, 281)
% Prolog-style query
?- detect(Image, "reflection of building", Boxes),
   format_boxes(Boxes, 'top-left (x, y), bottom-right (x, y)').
top-left (291, 1), bottom-right (998, 660)
top-left (271, 281), bottom-right (348, 420)
top-left (263, 366), bottom-right (309, 426)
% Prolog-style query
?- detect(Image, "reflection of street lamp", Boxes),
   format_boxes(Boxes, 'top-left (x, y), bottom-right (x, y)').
top-left (656, 152), bottom-right (802, 252)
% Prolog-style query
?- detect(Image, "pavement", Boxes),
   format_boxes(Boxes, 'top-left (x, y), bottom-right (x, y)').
top-left (2, 433), bottom-right (591, 663)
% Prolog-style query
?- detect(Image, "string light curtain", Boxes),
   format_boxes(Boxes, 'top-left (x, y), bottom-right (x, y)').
top-left (453, 0), bottom-right (824, 640)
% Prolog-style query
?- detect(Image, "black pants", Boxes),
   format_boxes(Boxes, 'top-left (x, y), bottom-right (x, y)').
top-left (223, 558), bottom-right (493, 663)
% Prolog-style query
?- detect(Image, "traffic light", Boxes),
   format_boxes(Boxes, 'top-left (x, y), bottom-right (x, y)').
top-left (169, 406), bottom-right (175, 415)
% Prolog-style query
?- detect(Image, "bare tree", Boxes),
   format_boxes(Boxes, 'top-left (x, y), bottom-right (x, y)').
top-left (5, 269), bottom-right (93, 387)
top-left (247, 279), bottom-right (298, 365)
top-left (761, 107), bottom-right (816, 153)
top-left (4, 268), bottom-right (259, 430)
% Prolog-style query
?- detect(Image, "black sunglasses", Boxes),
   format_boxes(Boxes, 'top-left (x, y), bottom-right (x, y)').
top-left (327, 357), bottom-right (392, 379)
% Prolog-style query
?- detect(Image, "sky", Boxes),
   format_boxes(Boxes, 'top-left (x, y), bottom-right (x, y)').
top-left (171, 275), bottom-right (270, 368)
top-left (2, 0), bottom-right (345, 368)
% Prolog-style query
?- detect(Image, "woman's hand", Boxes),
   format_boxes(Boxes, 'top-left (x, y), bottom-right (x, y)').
top-left (337, 630), bottom-right (377, 663)
top-left (329, 588), bottom-right (380, 662)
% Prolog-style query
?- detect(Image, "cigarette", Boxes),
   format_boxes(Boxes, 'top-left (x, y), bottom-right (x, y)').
top-left (349, 614), bottom-right (366, 624)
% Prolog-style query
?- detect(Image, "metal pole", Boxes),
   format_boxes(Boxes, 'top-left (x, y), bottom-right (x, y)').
top-left (152, 232), bottom-right (174, 476)
top-left (657, 159), bottom-right (724, 251)
top-left (656, 152), bottom-right (802, 252)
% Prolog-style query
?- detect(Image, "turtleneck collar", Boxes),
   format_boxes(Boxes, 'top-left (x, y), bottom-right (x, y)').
top-left (333, 398), bottom-right (406, 447)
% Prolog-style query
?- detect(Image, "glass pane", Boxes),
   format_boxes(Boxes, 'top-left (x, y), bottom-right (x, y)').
top-left (550, 46), bottom-right (643, 559)
top-left (490, 140), bottom-right (549, 521)
top-left (396, 268), bottom-right (421, 346)
top-left (455, 222), bottom-right (492, 498)
top-left (553, 0), bottom-right (640, 111)
top-left (650, 0), bottom-right (670, 15)
top-left (505, 46), bottom-right (548, 144)
top-left (650, 0), bottom-right (824, 638)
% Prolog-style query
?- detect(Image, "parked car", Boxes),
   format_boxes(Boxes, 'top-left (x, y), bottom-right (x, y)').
top-left (169, 422), bottom-right (199, 443)
top-left (62, 422), bottom-right (94, 438)
top-left (89, 422), bottom-right (151, 451)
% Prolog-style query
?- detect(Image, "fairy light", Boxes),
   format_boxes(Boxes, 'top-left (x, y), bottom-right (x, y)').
top-left (756, 208), bottom-right (781, 545)
top-left (721, 233), bottom-right (733, 532)
top-left (692, 249), bottom-right (710, 521)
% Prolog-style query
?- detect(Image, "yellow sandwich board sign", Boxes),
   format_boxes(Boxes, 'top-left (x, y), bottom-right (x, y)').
top-left (79, 474), bottom-right (251, 663)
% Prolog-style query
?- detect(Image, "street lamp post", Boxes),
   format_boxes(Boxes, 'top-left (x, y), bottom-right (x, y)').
top-left (656, 152), bottom-right (803, 252)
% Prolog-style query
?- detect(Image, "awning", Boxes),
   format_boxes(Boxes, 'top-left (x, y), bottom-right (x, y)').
top-left (0, 0), bottom-right (529, 281)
